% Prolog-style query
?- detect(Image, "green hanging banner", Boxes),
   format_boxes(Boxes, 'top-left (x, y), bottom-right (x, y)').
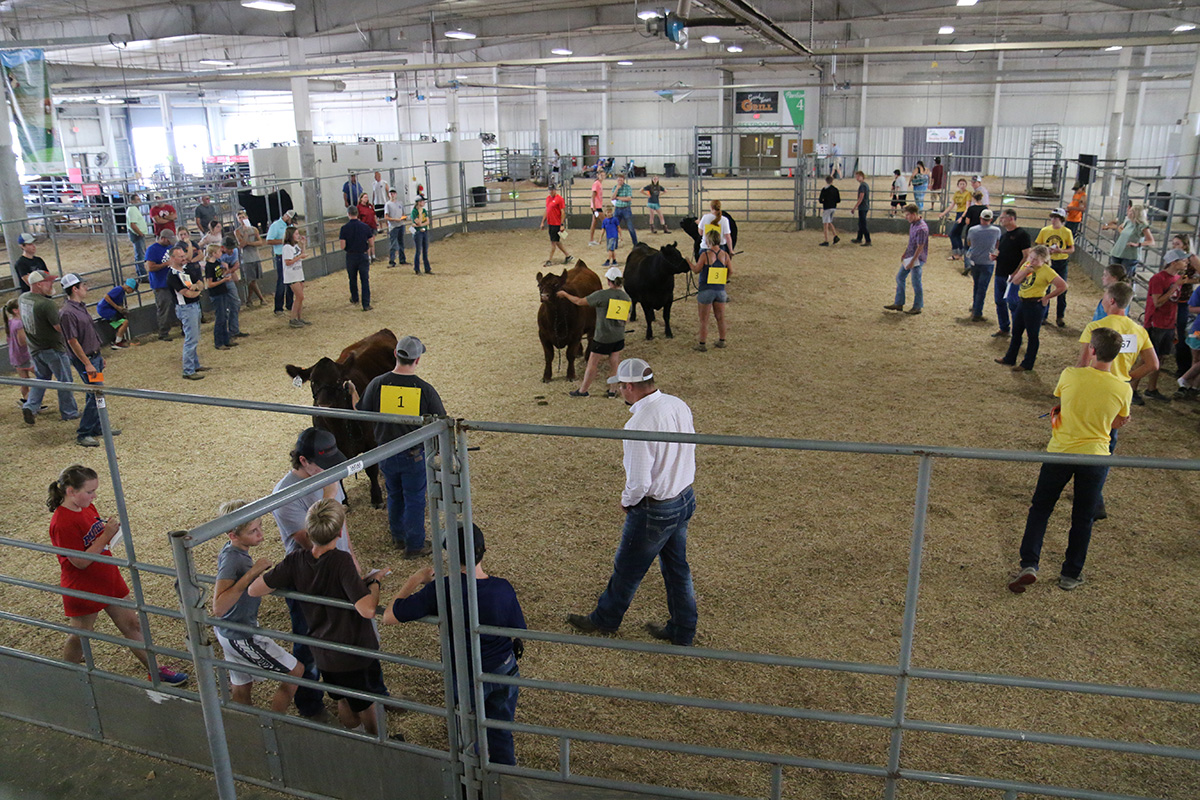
top-left (783, 90), bottom-right (806, 129)
top-left (1, 48), bottom-right (64, 174)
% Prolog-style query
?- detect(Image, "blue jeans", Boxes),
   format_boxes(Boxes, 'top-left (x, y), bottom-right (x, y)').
top-left (346, 253), bottom-right (371, 308)
top-left (273, 254), bottom-right (294, 313)
top-left (971, 262), bottom-right (994, 317)
top-left (894, 262), bottom-right (924, 310)
top-left (1047, 260), bottom-right (1068, 321)
top-left (129, 232), bottom-right (147, 279)
top-left (614, 206), bottom-right (639, 245)
top-left (476, 655), bottom-right (520, 766)
top-left (412, 230), bottom-right (430, 273)
top-left (1003, 298), bottom-right (1045, 369)
top-left (949, 220), bottom-right (965, 254)
top-left (68, 352), bottom-right (104, 439)
top-left (25, 349), bottom-right (78, 420)
top-left (285, 598), bottom-right (326, 718)
top-left (912, 184), bottom-right (927, 211)
top-left (175, 302), bottom-right (201, 375)
top-left (388, 227), bottom-right (407, 264)
top-left (210, 292), bottom-right (234, 348)
top-left (380, 447), bottom-right (427, 550)
top-left (227, 288), bottom-right (241, 336)
top-left (1019, 462), bottom-right (1107, 579)
top-left (994, 272), bottom-right (1013, 332)
top-left (591, 487), bottom-right (697, 645)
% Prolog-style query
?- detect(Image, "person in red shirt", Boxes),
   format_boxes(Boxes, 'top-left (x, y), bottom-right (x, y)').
top-left (539, 185), bottom-right (573, 267)
top-left (355, 194), bottom-right (379, 262)
top-left (1133, 250), bottom-right (1189, 401)
top-left (47, 464), bottom-right (187, 685)
top-left (149, 194), bottom-right (177, 235)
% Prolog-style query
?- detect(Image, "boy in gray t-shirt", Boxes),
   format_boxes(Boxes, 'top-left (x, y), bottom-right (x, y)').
top-left (212, 500), bottom-right (304, 712)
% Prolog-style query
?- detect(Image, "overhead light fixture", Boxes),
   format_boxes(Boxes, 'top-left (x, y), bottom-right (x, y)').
top-left (444, 29), bottom-right (477, 40)
top-left (637, 9), bottom-right (663, 20)
top-left (701, 35), bottom-right (721, 44)
top-left (1105, 45), bottom-right (1122, 51)
top-left (1174, 23), bottom-right (1196, 32)
top-left (551, 47), bottom-right (573, 55)
top-left (456, 74), bottom-right (469, 80)
top-left (97, 97), bottom-right (124, 105)
top-left (956, 0), bottom-right (979, 6)
top-left (199, 59), bottom-right (235, 67)
top-left (938, 26), bottom-right (955, 34)
top-left (617, 60), bottom-right (634, 66)
top-left (726, 44), bottom-right (743, 53)
top-left (240, 0), bottom-right (296, 11)
top-left (218, 98), bottom-right (240, 105)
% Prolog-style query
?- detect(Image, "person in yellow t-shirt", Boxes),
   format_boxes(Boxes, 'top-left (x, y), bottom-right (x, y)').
top-left (1008, 327), bottom-right (1132, 594)
top-left (1034, 209), bottom-right (1076, 327)
top-left (940, 178), bottom-right (971, 261)
top-left (995, 245), bottom-right (1067, 371)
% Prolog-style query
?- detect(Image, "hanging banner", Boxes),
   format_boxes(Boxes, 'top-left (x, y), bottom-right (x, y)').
top-left (926, 127), bottom-right (965, 143)
top-left (783, 90), bottom-right (806, 129)
top-left (1, 49), bottom-right (64, 174)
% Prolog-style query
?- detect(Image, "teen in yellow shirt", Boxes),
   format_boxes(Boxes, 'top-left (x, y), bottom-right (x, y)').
top-left (1008, 327), bottom-right (1131, 593)
top-left (996, 245), bottom-right (1067, 371)
top-left (1034, 209), bottom-right (1076, 326)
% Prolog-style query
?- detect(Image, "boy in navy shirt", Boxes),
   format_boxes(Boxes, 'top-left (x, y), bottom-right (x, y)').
top-left (385, 523), bottom-right (526, 765)
top-left (97, 278), bottom-right (138, 348)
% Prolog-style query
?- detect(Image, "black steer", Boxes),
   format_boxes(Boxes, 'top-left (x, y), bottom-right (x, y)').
top-left (623, 242), bottom-right (691, 340)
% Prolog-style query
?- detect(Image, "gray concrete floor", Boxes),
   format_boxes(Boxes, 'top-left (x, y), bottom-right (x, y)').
top-left (0, 715), bottom-right (284, 800)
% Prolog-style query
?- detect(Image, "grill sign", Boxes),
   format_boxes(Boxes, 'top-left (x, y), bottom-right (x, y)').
top-left (735, 91), bottom-right (778, 114)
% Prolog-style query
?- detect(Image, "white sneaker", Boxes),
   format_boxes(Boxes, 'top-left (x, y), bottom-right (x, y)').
top-left (587, 241), bottom-right (598, 246)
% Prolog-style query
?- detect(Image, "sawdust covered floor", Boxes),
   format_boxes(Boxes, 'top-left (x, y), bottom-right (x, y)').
top-left (2, 222), bottom-right (1198, 799)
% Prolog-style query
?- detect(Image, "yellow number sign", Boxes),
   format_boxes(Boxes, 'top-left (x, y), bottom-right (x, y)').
top-left (606, 298), bottom-right (631, 320)
top-left (379, 385), bottom-right (422, 415)
top-left (707, 266), bottom-right (728, 285)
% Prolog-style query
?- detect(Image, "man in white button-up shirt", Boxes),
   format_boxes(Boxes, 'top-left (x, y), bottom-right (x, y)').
top-left (567, 358), bottom-right (699, 646)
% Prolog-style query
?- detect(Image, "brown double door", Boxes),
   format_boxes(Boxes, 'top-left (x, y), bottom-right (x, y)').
top-left (738, 134), bottom-right (781, 171)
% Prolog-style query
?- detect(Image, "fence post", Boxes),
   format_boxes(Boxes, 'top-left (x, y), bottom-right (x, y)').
top-left (459, 161), bottom-right (469, 234)
top-left (883, 454), bottom-right (934, 800)
top-left (169, 529), bottom-right (238, 800)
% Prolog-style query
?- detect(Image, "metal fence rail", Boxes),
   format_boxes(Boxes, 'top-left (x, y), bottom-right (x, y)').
top-left (1, 375), bottom-right (1198, 800)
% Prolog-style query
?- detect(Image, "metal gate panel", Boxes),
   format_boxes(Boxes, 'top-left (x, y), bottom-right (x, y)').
top-left (500, 774), bottom-right (647, 800)
top-left (275, 723), bottom-right (452, 800)
top-left (92, 677), bottom-right (213, 767)
top-left (0, 653), bottom-right (96, 736)
top-left (220, 708), bottom-right (279, 784)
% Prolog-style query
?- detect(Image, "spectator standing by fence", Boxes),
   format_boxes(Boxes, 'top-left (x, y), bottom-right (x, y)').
top-left (57, 273), bottom-right (115, 448)
top-left (851, 171), bottom-right (871, 247)
top-left (1066, 183), bottom-right (1087, 239)
top-left (611, 174), bottom-right (639, 246)
top-left (235, 211), bottom-right (268, 307)
top-left (20, 271), bottom-right (79, 425)
top-left (150, 194), bottom-right (177, 236)
top-left (14, 232), bottom-right (47, 292)
top-left (125, 194), bottom-right (148, 280)
top-left (1102, 203), bottom-right (1153, 280)
top-left (384, 188), bottom-right (408, 268)
top-left (643, 176), bottom-right (667, 234)
top-left (266, 209), bottom-right (296, 315)
top-left (193, 196), bottom-right (217, 235)
top-left (410, 197), bottom-right (432, 275)
top-left (589, 170), bottom-right (606, 246)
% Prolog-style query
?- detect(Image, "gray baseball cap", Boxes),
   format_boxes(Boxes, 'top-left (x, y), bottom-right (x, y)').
top-left (395, 335), bottom-right (426, 359)
top-left (1163, 248), bottom-right (1189, 265)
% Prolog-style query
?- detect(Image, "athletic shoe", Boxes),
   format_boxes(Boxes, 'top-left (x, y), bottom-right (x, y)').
top-left (715, 340), bottom-right (726, 348)
top-left (289, 318), bottom-right (306, 328)
top-left (215, 345), bottom-right (230, 351)
top-left (1007, 566), bottom-right (1038, 594)
top-left (1145, 389), bottom-right (1169, 402)
top-left (588, 241), bottom-right (598, 246)
top-left (568, 390), bottom-right (589, 397)
top-left (1058, 574), bottom-right (1085, 591)
top-left (850, 238), bottom-right (861, 244)
top-left (155, 667), bottom-right (189, 686)
top-left (23, 407), bottom-right (35, 425)
top-left (819, 241), bottom-right (830, 247)
top-left (645, 622), bottom-right (672, 641)
top-left (111, 341), bottom-right (131, 349)
top-left (1130, 391), bottom-right (1145, 406)
top-left (693, 342), bottom-right (707, 352)
top-left (77, 436), bottom-right (100, 448)
top-left (362, 305), bottom-right (373, 312)
top-left (833, 236), bottom-right (840, 244)
top-left (182, 372), bottom-right (206, 381)
top-left (564, 255), bottom-right (574, 264)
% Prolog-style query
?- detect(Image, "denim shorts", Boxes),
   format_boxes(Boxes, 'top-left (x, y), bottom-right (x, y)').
top-left (697, 288), bottom-right (728, 304)
top-left (647, 202), bottom-right (660, 210)
top-left (607, 237), bottom-right (618, 251)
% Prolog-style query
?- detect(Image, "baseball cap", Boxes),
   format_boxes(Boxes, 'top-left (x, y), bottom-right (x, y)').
top-left (971, 175), bottom-right (982, 182)
top-left (60, 273), bottom-right (84, 290)
top-left (1163, 248), bottom-right (1189, 265)
top-left (1051, 207), bottom-right (1067, 219)
top-left (25, 270), bottom-right (57, 284)
top-left (980, 209), bottom-right (994, 219)
top-left (295, 427), bottom-right (345, 470)
top-left (605, 266), bottom-right (622, 281)
top-left (282, 209), bottom-right (296, 220)
top-left (395, 335), bottom-right (426, 360)
top-left (17, 233), bottom-right (35, 245)
top-left (124, 278), bottom-right (138, 290)
top-left (606, 357), bottom-right (654, 385)
top-left (388, 188), bottom-right (397, 194)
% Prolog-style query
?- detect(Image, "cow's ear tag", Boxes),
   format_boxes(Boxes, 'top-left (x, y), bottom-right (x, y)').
top-left (292, 376), bottom-right (303, 388)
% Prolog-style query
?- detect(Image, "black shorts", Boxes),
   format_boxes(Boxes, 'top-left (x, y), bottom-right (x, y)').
top-left (1149, 327), bottom-right (1174, 360)
top-left (589, 339), bottom-right (625, 356)
top-left (891, 194), bottom-right (908, 207)
top-left (322, 659), bottom-right (383, 713)
top-left (548, 224), bottom-right (561, 243)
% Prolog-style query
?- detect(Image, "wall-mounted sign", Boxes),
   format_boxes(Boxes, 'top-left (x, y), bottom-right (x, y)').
top-left (203, 155), bottom-right (250, 164)
top-left (783, 90), bottom-right (806, 128)
top-left (926, 128), bottom-right (966, 143)
top-left (697, 135), bottom-right (713, 166)
top-left (735, 91), bottom-right (778, 114)
top-left (82, 183), bottom-right (101, 197)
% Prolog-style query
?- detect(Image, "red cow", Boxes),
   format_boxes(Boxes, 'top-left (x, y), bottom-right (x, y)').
top-left (537, 262), bottom-right (602, 382)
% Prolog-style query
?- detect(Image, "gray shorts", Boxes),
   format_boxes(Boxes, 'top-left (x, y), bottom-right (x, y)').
top-left (697, 287), bottom-right (728, 305)
top-left (821, 209), bottom-right (835, 224)
top-left (242, 255), bottom-right (263, 281)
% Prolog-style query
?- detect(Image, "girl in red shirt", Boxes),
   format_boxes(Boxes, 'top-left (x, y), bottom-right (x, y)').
top-left (47, 464), bottom-right (187, 685)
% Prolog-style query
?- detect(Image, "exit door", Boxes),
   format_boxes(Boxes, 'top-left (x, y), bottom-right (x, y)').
top-left (582, 135), bottom-right (599, 159)
top-left (738, 134), bottom-right (781, 171)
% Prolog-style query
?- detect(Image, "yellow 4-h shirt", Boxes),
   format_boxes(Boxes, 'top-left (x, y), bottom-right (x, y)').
top-left (1035, 225), bottom-right (1074, 263)
top-left (1078, 315), bottom-right (1151, 383)
top-left (1017, 264), bottom-right (1058, 300)
top-left (1048, 367), bottom-right (1132, 455)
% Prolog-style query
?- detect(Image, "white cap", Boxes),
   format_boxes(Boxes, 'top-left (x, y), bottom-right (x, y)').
top-left (605, 266), bottom-right (622, 281)
top-left (1051, 207), bottom-right (1067, 219)
top-left (17, 233), bottom-right (35, 245)
top-left (606, 358), bottom-right (654, 385)
top-left (60, 273), bottom-right (84, 290)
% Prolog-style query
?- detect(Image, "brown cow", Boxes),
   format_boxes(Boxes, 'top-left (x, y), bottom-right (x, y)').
top-left (537, 262), bottom-right (602, 382)
top-left (285, 329), bottom-right (398, 508)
